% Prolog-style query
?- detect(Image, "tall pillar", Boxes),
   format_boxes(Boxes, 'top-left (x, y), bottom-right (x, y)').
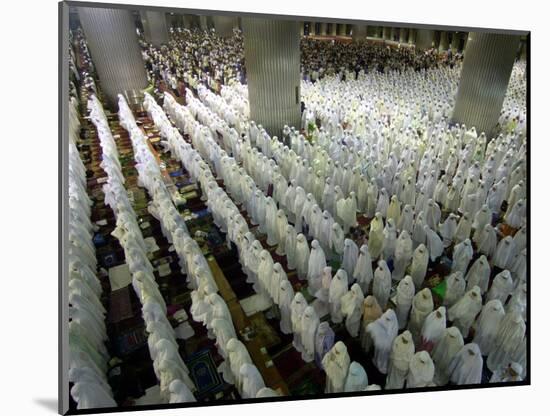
top-left (451, 33), bottom-right (520, 135)
top-left (320, 22), bottom-right (328, 36)
top-left (415, 29), bottom-right (434, 50)
top-left (383, 26), bottom-right (391, 40)
top-left (242, 18), bottom-right (301, 136)
top-left (213, 15), bottom-right (237, 37)
top-left (182, 15), bottom-right (194, 29)
top-left (330, 23), bottom-right (337, 36)
top-left (338, 23), bottom-right (347, 36)
top-left (352, 25), bottom-right (367, 42)
top-left (300, 22), bottom-right (305, 36)
top-left (390, 27), bottom-right (396, 41)
top-left (408, 28), bottom-right (416, 44)
top-left (144, 11), bottom-right (169, 46)
top-left (78, 7), bottom-right (148, 109)
top-left (451, 32), bottom-right (460, 53)
top-left (399, 28), bottom-right (407, 43)
top-left (438, 31), bottom-right (449, 51)
top-left (199, 15), bottom-right (208, 31)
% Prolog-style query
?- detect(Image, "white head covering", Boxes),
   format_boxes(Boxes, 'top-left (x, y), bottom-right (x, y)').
top-left (344, 361), bottom-right (369, 392)
top-left (449, 343), bottom-right (483, 385)
top-left (406, 351), bottom-right (435, 388)
top-left (367, 309), bottom-right (399, 374)
top-left (240, 363), bottom-right (266, 399)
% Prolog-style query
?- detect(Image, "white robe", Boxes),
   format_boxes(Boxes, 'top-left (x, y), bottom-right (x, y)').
top-left (452, 239), bottom-right (474, 274)
top-left (353, 244), bottom-right (374, 294)
top-left (344, 361), bottom-right (369, 392)
top-left (487, 270), bottom-right (514, 304)
top-left (278, 280), bottom-right (295, 334)
top-left (408, 288), bottom-right (434, 344)
top-left (290, 293), bottom-right (308, 351)
top-left (448, 286), bottom-right (482, 337)
top-left (342, 238), bottom-right (359, 279)
top-left (322, 341), bottom-right (351, 393)
top-left (449, 343), bottom-right (483, 385)
top-left (406, 351), bottom-right (435, 388)
top-left (295, 234), bottom-right (310, 280)
top-left (432, 326), bottom-right (464, 385)
top-left (367, 309), bottom-right (399, 374)
top-left (410, 244), bottom-right (429, 288)
top-left (395, 276), bottom-right (415, 329)
top-left (240, 363), bottom-right (265, 399)
top-left (473, 299), bottom-right (505, 355)
top-left (329, 269), bottom-right (349, 323)
top-left (487, 312), bottom-right (526, 372)
top-left (465, 255), bottom-right (491, 294)
top-left (341, 283), bottom-right (365, 337)
top-left (386, 330), bottom-right (415, 390)
top-left (300, 306), bottom-right (321, 362)
top-left (443, 272), bottom-right (466, 307)
top-left (307, 240), bottom-right (327, 295)
top-left (421, 307), bottom-right (447, 351)
top-left (393, 231), bottom-right (413, 281)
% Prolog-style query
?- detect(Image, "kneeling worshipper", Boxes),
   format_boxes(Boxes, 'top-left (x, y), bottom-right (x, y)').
top-left (329, 269), bottom-right (349, 324)
top-left (341, 283), bottom-right (365, 337)
top-left (432, 326), bottom-right (465, 385)
top-left (168, 380), bottom-right (196, 404)
top-left (227, 338), bottom-right (253, 392)
top-left (448, 286), bottom-right (483, 337)
top-left (307, 240), bottom-right (327, 296)
top-left (408, 288), bottom-right (434, 345)
top-left (448, 343), bottom-right (483, 385)
top-left (487, 311), bottom-right (526, 373)
top-left (300, 306), bottom-right (321, 362)
top-left (291, 292), bottom-right (308, 352)
top-left (360, 296), bottom-right (383, 353)
top-left (353, 244), bottom-right (374, 294)
top-left (473, 299), bottom-right (506, 356)
top-left (240, 363), bottom-right (266, 399)
top-left (256, 387), bottom-right (281, 398)
top-left (490, 362), bottom-right (524, 383)
top-left (420, 307), bottom-right (447, 352)
top-left (70, 381), bottom-right (117, 410)
top-left (395, 276), bottom-right (415, 330)
top-left (410, 244), bottom-right (429, 288)
top-left (373, 260), bottom-right (392, 308)
top-left (322, 341), bottom-right (351, 393)
top-left (315, 322), bottom-right (336, 368)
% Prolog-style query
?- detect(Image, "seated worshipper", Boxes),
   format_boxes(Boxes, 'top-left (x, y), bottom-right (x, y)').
top-left (227, 339), bottom-right (253, 392)
top-left (408, 288), bottom-right (434, 345)
top-left (410, 244), bottom-right (429, 289)
top-left (330, 222), bottom-right (345, 257)
top-left (395, 276), bottom-right (415, 330)
top-left (204, 293), bottom-right (234, 339)
top-left (448, 286), bottom-right (482, 337)
top-left (448, 343), bottom-right (483, 385)
top-left (240, 363), bottom-right (266, 399)
top-left (385, 330), bottom-right (415, 390)
top-left (382, 219), bottom-right (397, 262)
top-left (406, 351), bottom-right (435, 388)
top-left (168, 379), bottom-right (196, 404)
top-left (432, 326), bottom-right (465, 385)
top-left (393, 231), bottom-right (413, 281)
top-left (367, 309), bottom-right (399, 374)
top-left (473, 299), bottom-right (505, 356)
top-left (344, 362), bottom-right (369, 392)
top-left (487, 311), bottom-right (526, 373)
top-left (353, 244), bottom-right (374, 294)
top-left (341, 283), bottom-right (365, 337)
top-left (373, 260), bottom-right (392, 308)
top-left (285, 225), bottom-right (298, 270)
top-left (443, 272), bottom-right (466, 308)
top-left (489, 362), bottom-right (524, 383)
top-left (454, 213), bottom-right (473, 243)
top-left (300, 306), bottom-right (321, 362)
top-left (475, 224), bottom-right (498, 258)
top-left (493, 236), bottom-right (515, 270)
top-left (256, 387), bottom-right (281, 398)
top-left (315, 321), bottom-right (336, 368)
top-left (314, 266), bottom-right (333, 316)
top-left (307, 240), bottom-right (327, 296)
top-left (291, 292), bottom-right (308, 352)
top-left (465, 255), bottom-right (491, 294)
top-left (420, 307), bottom-right (447, 353)
top-left (329, 269), bottom-right (349, 324)
top-left (360, 295), bottom-right (383, 353)
top-left (322, 341), bottom-right (351, 393)
top-left (70, 381), bottom-right (117, 410)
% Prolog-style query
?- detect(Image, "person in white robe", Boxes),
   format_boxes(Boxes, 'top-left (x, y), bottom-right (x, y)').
top-left (227, 338), bottom-right (253, 392)
top-left (342, 238), bottom-right (359, 279)
top-left (360, 295), bottom-right (383, 352)
top-left (386, 330), bottom-right (415, 390)
top-left (454, 213), bottom-right (473, 243)
top-left (322, 341), bottom-right (351, 393)
top-left (443, 271), bottom-right (466, 308)
top-left (295, 234), bottom-right (310, 280)
top-left (70, 381), bottom-right (117, 410)
top-left (487, 311), bottom-right (526, 372)
top-left (353, 244), bottom-right (374, 294)
top-left (344, 361), bottom-right (369, 392)
top-left (341, 283), bottom-right (365, 337)
top-left (368, 212), bottom-right (385, 259)
top-left (240, 363), bottom-right (266, 399)
top-left (424, 200), bottom-right (441, 230)
top-left (278, 280), bottom-right (295, 334)
top-left (424, 225), bottom-right (444, 262)
top-left (448, 286), bottom-right (482, 337)
top-left (412, 212), bottom-right (427, 247)
top-left (382, 219), bottom-right (397, 261)
top-left (376, 188), bottom-right (390, 218)
top-left (290, 292), bottom-right (308, 352)
top-left (408, 288), bottom-right (434, 345)
top-left (285, 225), bottom-right (298, 270)
top-left (452, 239), bottom-right (473, 274)
top-left (410, 244), bottom-right (429, 289)
top-left (472, 204), bottom-right (492, 242)
top-left (395, 276), bottom-right (415, 330)
top-left (507, 282), bottom-right (527, 320)
top-left (504, 198), bottom-right (525, 229)
top-left (487, 270), bottom-right (514, 304)
top-left (387, 195), bottom-right (401, 225)
top-left (255, 387), bottom-right (281, 398)
top-left (275, 210), bottom-right (289, 256)
top-left (300, 306), bottom-right (321, 362)
top-left (493, 236), bottom-right (515, 269)
top-left (465, 255), bottom-right (491, 294)
top-left (398, 204), bottom-right (414, 235)
top-left (307, 240), bottom-right (327, 296)
top-left (329, 269), bottom-right (349, 323)
top-left (448, 343), bottom-right (483, 385)
top-left (406, 351), bottom-right (435, 388)
top-left (489, 362), bottom-right (523, 383)
top-left (473, 299), bottom-right (505, 356)
top-left (420, 307), bottom-right (447, 353)
top-left (367, 309), bottom-right (399, 374)
top-left (476, 224), bottom-right (498, 258)
top-left (168, 379), bottom-right (196, 404)
top-left (393, 231), bottom-right (413, 281)
top-left (432, 327), bottom-right (464, 385)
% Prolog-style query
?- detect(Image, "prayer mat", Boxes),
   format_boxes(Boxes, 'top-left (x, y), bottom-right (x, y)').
top-left (185, 349), bottom-right (224, 399)
top-left (114, 326), bottom-right (148, 356)
top-left (108, 287), bottom-right (134, 323)
top-left (109, 263), bottom-right (132, 291)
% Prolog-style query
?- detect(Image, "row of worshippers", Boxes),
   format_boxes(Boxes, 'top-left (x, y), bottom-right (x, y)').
top-left (87, 95), bottom-right (198, 406)
top-left (165, 79), bottom-right (527, 388)
top-left (145, 93), bottom-right (282, 399)
top-left (161, 78), bottom-right (532, 386)
top-left (68, 104), bottom-right (117, 410)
